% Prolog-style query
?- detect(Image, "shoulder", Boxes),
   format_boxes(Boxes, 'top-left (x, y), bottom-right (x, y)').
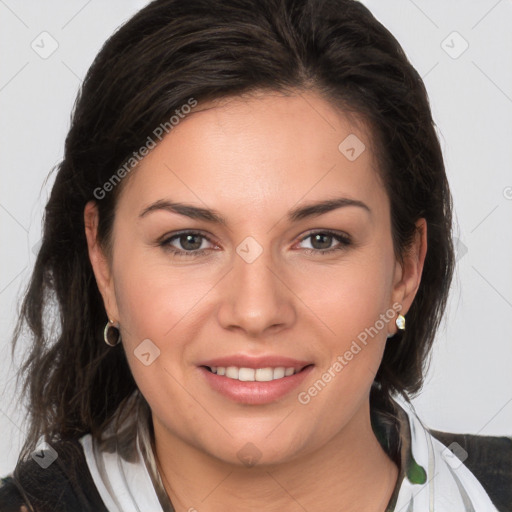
top-left (0, 438), bottom-right (108, 512)
top-left (429, 429), bottom-right (512, 512)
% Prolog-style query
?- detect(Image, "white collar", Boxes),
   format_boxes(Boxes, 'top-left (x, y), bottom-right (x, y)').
top-left (79, 430), bottom-right (164, 512)
top-left (391, 394), bottom-right (498, 511)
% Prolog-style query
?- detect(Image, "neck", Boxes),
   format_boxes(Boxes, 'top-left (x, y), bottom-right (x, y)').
top-left (153, 399), bottom-right (398, 512)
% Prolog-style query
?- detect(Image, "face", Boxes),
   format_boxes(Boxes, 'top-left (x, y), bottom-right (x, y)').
top-left (86, 91), bottom-right (425, 467)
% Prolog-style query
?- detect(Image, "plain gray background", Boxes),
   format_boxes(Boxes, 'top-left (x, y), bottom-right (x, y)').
top-left (1, 0), bottom-right (511, 476)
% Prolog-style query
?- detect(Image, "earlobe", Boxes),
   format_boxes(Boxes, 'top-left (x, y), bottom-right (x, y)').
top-left (84, 201), bottom-right (119, 321)
top-left (390, 218), bottom-right (427, 319)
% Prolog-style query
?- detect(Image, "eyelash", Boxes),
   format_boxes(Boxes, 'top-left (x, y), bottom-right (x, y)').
top-left (159, 230), bottom-right (352, 258)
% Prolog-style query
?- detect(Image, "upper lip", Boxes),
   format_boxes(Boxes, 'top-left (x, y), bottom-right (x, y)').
top-left (198, 355), bottom-right (313, 371)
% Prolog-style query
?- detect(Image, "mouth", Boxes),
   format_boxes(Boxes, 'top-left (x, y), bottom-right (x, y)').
top-left (198, 358), bottom-right (314, 405)
top-left (202, 364), bottom-right (311, 382)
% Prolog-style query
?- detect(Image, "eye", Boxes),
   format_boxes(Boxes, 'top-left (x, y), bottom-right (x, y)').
top-left (297, 230), bottom-right (352, 255)
top-left (158, 229), bottom-right (352, 258)
top-left (159, 231), bottom-right (216, 257)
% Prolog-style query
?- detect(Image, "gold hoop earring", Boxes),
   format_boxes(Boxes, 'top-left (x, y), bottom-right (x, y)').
top-left (104, 319), bottom-right (121, 346)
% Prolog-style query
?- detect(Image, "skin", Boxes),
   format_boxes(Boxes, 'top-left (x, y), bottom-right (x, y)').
top-left (85, 90), bottom-right (427, 512)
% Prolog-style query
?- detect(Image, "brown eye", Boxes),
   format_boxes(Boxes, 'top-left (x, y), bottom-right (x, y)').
top-left (160, 231), bottom-right (215, 257)
top-left (310, 233), bottom-right (334, 250)
top-left (298, 230), bottom-right (351, 255)
top-left (175, 233), bottom-right (204, 251)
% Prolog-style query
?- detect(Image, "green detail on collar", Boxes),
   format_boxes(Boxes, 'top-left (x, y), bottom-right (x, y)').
top-left (406, 455), bottom-right (427, 485)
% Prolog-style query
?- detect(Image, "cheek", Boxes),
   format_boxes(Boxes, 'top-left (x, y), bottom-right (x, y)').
top-left (111, 242), bottom-right (214, 342)
top-left (292, 241), bottom-right (395, 411)
top-left (109, 254), bottom-right (194, 412)
top-left (295, 242), bottom-right (395, 343)
top-left (109, 243), bottom-right (225, 399)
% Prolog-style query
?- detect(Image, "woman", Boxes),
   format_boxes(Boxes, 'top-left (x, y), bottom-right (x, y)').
top-left (0, 0), bottom-right (510, 510)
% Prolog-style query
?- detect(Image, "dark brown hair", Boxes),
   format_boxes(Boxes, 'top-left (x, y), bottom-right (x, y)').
top-left (12, 0), bottom-right (454, 460)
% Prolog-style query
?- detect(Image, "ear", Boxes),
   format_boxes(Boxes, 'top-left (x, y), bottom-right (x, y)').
top-left (389, 218), bottom-right (427, 334)
top-left (84, 201), bottom-right (119, 322)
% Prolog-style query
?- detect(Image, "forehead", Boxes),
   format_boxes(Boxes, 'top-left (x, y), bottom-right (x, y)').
top-left (118, 91), bottom-right (387, 223)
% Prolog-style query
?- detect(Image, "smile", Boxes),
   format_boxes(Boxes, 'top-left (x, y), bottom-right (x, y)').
top-left (200, 362), bottom-right (314, 404)
top-left (206, 366), bottom-right (299, 381)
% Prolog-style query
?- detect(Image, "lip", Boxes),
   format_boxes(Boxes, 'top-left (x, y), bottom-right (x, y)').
top-left (198, 355), bottom-right (312, 371)
top-left (198, 355), bottom-right (314, 405)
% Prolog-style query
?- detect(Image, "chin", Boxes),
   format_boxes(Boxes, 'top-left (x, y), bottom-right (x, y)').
top-left (200, 430), bottom-right (311, 469)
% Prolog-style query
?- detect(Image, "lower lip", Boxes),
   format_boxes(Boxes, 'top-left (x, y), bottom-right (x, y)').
top-left (199, 365), bottom-right (314, 405)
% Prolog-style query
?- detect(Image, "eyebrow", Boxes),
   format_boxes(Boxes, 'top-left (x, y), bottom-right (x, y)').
top-left (139, 197), bottom-right (371, 224)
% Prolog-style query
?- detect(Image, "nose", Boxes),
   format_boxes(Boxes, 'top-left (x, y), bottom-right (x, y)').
top-left (216, 243), bottom-right (297, 338)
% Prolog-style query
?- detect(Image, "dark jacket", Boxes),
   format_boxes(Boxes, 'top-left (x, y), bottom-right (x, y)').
top-left (1, 431), bottom-right (511, 512)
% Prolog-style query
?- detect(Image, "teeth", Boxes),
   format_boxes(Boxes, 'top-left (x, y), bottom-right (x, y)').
top-left (238, 368), bottom-right (255, 381)
top-left (273, 367), bottom-right (285, 379)
top-left (209, 366), bottom-right (298, 381)
top-left (226, 366), bottom-right (239, 379)
top-left (255, 368), bottom-right (274, 381)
